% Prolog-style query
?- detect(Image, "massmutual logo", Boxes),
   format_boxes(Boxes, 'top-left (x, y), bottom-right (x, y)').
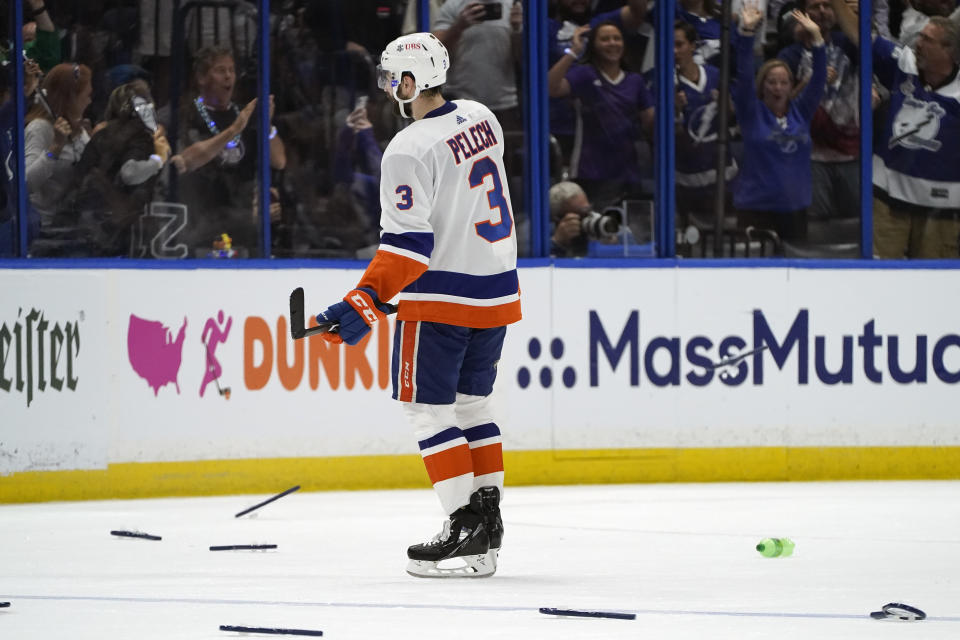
top-left (0, 307), bottom-right (82, 407)
top-left (517, 309), bottom-right (960, 389)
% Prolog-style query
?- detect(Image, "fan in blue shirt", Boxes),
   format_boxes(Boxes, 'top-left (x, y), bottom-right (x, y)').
top-left (733, 4), bottom-right (826, 244)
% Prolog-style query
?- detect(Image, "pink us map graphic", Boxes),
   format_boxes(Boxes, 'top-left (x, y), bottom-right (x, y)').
top-left (127, 315), bottom-right (187, 395)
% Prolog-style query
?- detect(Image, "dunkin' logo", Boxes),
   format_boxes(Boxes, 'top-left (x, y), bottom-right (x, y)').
top-left (126, 311), bottom-right (393, 397)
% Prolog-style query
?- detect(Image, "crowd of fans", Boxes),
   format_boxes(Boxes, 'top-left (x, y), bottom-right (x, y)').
top-left (0, 0), bottom-right (956, 259)
top-left (547, 0), bottom-right (960, 257)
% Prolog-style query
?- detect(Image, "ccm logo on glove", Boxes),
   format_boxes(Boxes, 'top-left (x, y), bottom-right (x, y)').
top-left (350, 292), bottom-right (381, 324)
top-left (316, 287), bottom-right (390, 346)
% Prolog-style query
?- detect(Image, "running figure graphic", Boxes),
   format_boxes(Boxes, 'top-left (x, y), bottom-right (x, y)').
top-left (200, 310), bottom-right (232, 397)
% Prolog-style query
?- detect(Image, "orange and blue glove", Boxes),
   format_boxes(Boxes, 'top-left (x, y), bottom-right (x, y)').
top-left (316, 287), bottom-right (391, 345)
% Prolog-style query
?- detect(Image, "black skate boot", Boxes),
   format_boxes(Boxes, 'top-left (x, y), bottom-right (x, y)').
top-left (406, 492), bottom-right (494, 578)
top-left (476, 486), bottom-right (503, 551)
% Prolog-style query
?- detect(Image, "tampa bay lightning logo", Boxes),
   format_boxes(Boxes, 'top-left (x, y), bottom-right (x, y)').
top-left (767, 130), bottom-right (807, 154)
top-left (687, 101), bottom-right (719, 144)
top-left (889, 95), bottom-right (945, 151)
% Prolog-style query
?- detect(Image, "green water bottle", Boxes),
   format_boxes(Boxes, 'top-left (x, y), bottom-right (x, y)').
top-left (756, 537), bottom-right (795, 557)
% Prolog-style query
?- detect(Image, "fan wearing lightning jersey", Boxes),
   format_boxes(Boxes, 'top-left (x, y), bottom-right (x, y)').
top-left (732, 6), bottom-right (826, 242)
top-left (315, 33), bottom-right (519, 579)
top-left (674, 21), bottom-right (738, 227)
top-left (830, 0), bottom-right (960, 258)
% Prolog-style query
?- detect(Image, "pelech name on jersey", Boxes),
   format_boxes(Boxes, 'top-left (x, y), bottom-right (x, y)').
top-left (445, 120), bottom-right (498, 165)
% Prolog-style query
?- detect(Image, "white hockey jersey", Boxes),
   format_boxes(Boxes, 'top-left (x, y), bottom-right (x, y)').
top-left (356, 99), bottom-right (521, 328)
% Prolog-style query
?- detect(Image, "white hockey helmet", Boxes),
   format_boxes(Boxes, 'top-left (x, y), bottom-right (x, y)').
top-left (377, 32), bottom-right (449, 113)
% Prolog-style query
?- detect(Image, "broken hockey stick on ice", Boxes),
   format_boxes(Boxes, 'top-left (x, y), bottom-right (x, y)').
top-left (235, 485), bottom-right (300, 518)
top-left (870, 602), bottom-right (926, 621)
top-left (220, 624), bottom-right (323, 636)
top-left (289, 287), bottom-right (397, 340)
top-left (703, 344), bottom-right (769, 371)
top-left (110, 530), bottom-right (162, 541)
top-left (209, 544), bottom-right (278, 551)
top-left (540, 607), bottom-right (636, 620)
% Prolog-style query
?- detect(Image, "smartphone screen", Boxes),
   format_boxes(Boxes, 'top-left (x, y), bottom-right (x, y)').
top-left (482, 2), bottom-right (502, 20)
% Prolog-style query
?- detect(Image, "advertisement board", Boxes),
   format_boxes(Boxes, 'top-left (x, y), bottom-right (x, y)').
top-left (2, 265), bottom-right (959, 494)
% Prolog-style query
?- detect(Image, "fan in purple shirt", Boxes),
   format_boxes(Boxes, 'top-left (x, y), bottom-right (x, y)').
top-left (548, 21), bottom-right (655, 209)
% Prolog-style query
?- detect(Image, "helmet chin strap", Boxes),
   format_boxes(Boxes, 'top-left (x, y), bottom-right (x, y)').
top-left (392, 83), bottom-right (421, 119)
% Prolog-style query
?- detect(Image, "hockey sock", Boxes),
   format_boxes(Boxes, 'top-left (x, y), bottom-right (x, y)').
top-left (463, 422), bottom-right (504, 493)
top-left (416, 425), bottom-right (475, 515)
top-left (455, 393), bottom-right (504, 494)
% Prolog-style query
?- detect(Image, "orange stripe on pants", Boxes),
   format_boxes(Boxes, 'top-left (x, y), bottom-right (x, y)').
top-left (398, 321), bottom-right (418, 402)
top-left (422, 443), bottom-right (474, 485)
top-left (469, 443), bottom-right (503, 477)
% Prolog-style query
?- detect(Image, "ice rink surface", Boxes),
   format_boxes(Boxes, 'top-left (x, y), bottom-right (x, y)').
top-left (2, 481), bottom-right (959, 639)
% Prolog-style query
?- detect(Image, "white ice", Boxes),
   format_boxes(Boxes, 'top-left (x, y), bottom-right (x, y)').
top-left (2, 481), bottom-right (959, 639)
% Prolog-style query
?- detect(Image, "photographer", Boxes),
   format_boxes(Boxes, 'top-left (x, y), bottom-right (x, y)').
top-left (549, 181), bottom-right (622, 257)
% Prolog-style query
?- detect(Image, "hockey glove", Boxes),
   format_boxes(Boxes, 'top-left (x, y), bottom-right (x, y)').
top-left (316, 287), bottom-right (390, 346)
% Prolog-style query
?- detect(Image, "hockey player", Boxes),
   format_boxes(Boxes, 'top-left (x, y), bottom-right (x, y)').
top-left (315, 32), bottom-right (520, 578)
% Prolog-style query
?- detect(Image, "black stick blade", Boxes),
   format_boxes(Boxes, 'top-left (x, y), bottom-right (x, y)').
top-left (220, 625), bottom-right (322, 636)
top-left (0, 602), bottom-right (10, 608)
top-left (111, 530), bottom-right (162, 541)
top-left (289, 287), bottom-right (306, 339)
top-left (235, 485), bottom-right (301, 518)
top-left (539, 607), bottom-right (636, 620)
top-left (289, 289), bottom-right (338, 340)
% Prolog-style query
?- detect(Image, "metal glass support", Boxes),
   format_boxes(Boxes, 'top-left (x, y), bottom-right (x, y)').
top-left (859, 0), bottom-right (873, 259)
top-left (257, 0), bottom-right (271, 257)
top-left (654, 0), bottom-right (677, 257)
top-left (14, 1), bottom-right (27, 257)
top-left (523, 0), bottom-right (548, 257)
top-left (418, 0), bottom-right (430, 32)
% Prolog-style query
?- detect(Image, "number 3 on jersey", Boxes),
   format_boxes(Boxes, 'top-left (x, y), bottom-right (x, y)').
top-left (469, 156), bottom-right (513, 242)
top-left (395, 185), bottom-right (413, 210)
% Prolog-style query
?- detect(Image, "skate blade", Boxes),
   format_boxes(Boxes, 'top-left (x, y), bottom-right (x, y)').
top-left (406, 550), bottom-right (497, 579)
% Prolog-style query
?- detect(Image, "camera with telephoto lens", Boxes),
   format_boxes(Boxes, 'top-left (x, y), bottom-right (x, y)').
top-left (580, 207), bottom-right (622, 240)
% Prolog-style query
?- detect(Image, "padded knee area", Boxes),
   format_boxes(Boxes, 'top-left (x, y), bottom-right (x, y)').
top-left (455, 393), bottom-right (493, 429)
top-left (402, 401), bottom-right (458, 438)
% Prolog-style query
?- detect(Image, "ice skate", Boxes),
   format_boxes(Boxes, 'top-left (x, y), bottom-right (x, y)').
top-left (476, 486), bottom-right (503, 552)
top-left (407, 493), bottom-right (495, 578)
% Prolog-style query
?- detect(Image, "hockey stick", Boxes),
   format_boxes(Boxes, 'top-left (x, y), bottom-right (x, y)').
top-left (234, 485), bottom-right (300, 518)
top-left (870, 602), bottom-right (926, 621)
top-left (289, 287), bottom-right (397, 340)
top-left (703, 344), bottom-right (769, 371)
top-left (220, 625), bottom-right (322, 636)
top-left (209, 544), bottom-right (278, 551)
top-left (540, 607), bottom-right (636, 620)
top-left (110, 530), bottom-right (162, 541)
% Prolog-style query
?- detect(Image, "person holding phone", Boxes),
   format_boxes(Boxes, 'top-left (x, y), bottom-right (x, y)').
top-left (432, 1), bottom-right (523, 133)
top-left (24, 62), bottom-right (93, 245)
top-left (70, 80), bottom-right (172, 256)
